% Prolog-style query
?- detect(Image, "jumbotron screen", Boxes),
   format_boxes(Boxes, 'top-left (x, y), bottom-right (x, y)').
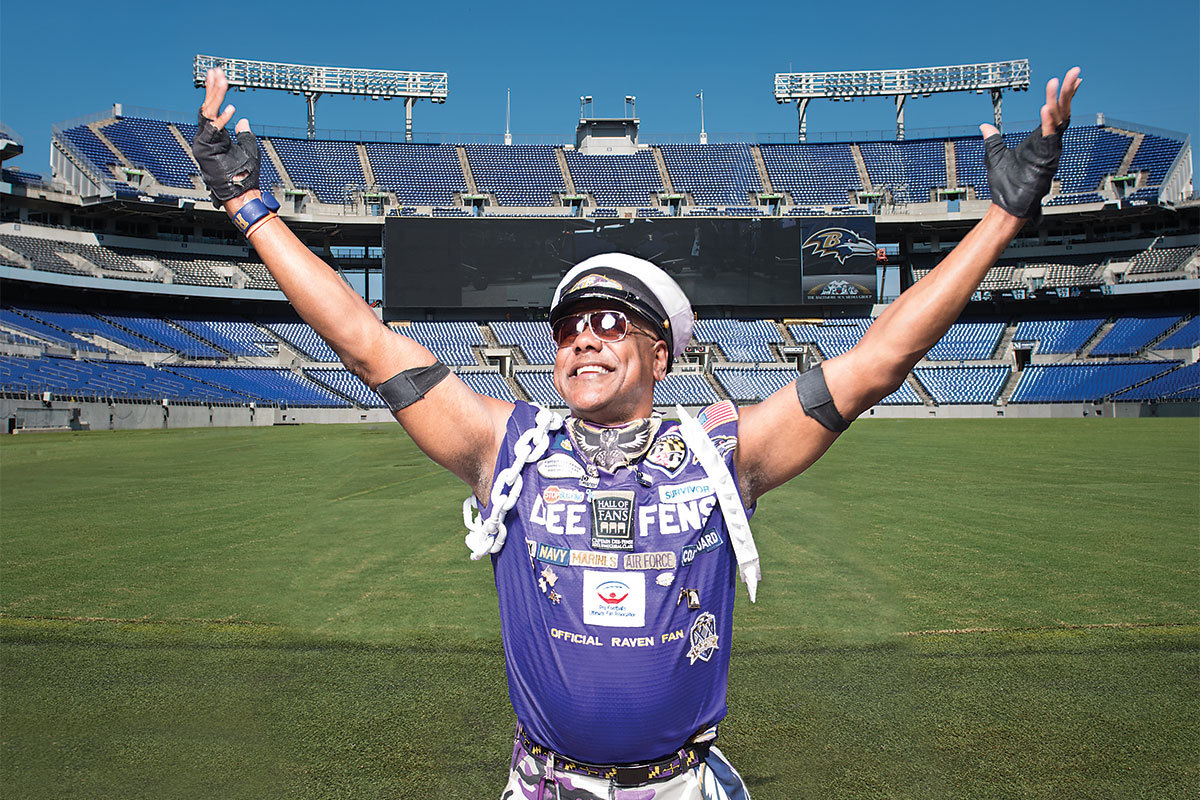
top-left (383, 216), bottom-right (876, 310)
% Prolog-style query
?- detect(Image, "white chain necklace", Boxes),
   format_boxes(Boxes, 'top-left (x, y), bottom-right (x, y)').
top-left (463, 405), bottom-right (563, 559)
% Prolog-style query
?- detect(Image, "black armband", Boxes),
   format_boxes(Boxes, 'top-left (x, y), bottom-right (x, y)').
top-left (377, 362), bottom-right (451, 412)
top-left (795, 363), bottom-right (851, 434)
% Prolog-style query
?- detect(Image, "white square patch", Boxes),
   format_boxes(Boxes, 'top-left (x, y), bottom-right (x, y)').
top-left (582, 570), bottom-right (645, 628)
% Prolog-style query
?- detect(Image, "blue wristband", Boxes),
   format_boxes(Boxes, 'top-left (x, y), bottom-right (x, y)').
top-left (231, 194), bottom-right (281, 235)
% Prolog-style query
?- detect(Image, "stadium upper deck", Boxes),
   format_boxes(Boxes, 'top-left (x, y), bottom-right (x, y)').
top-left (21, 110), bottom-right (1192, 220)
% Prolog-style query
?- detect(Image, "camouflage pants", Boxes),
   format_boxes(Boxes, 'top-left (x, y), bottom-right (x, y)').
top-left (500, 735), bottom-right (750, 800)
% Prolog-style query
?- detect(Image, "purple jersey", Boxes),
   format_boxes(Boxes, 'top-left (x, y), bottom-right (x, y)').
top-left (488, 401), bottom-right (752, 764)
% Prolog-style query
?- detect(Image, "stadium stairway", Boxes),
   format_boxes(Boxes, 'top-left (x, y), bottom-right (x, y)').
top-left (1078, 318), bottom-right (1116, 358)
top-left (702, 370), bottom-right (730, 404)
top-left (1116, 130), bottom-right (1143, 176)
top-left (502, 371), bottom-right (526, 403)
top-left (456, 146), bottom-right (480, 196)
top-left (651, 148), bottom-right (675, 194)
top-left (478, 323), bottom-right (502, 348)
top-left (0, 242), bottom-right (30, 268)
top-left (260, 139), bottom-right (294, 193)
top-left (850, 145), bottom-right (871, 193)
top-left (908, 374), bottom-right (935, 406)
top-left (356, 144), bottom-right (377, 189)
top-left (554, 148), bottom-right (577, 195)
top-left (749, 146), bottom-right (774, 195)
top-left (991, 322), bottom-right (1019, 360)
top-left (166, 125), bottom-right (204, 191)
top-left (944, 141), bottom-right (958, 190)
top-left (53, 252), bottom-right (102, 279)
top-left (90, 120), bottom-right (131, 173)
top-left (997, 369), bottom-right (1023, 405)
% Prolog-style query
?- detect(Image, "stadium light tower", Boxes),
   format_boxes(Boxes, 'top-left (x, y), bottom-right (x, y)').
top-left (193, 54), bottom-right (448, 141)
top-left (774, 59), bottom-right (1030, 141)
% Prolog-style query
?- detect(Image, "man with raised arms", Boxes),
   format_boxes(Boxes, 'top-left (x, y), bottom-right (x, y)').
top-left (192, 65), bottom-right (1079, 799)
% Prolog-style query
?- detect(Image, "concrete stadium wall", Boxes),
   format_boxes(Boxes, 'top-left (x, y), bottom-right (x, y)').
top-left (3, 398), bottom-right (1194, 434)
top-left (857, 402), bottom-right (1197, 419)
top-left (0, 398), bottom-right (396, 432)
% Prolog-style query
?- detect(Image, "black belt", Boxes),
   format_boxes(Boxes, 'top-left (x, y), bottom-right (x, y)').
top-left (517, 725), bottom-right (710, 786)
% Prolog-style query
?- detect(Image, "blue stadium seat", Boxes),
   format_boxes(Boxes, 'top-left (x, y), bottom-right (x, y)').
top-left (857, 138), bottom-right (946, 203)
top-left (393, 321), bottom-right (484, 366)
top-left (1111, 362), bottom-right (1199, 401)
top-left (458, 371), bottom-right (516, 402)
top-left (1129, 134), bottom-right (1184, 186)
top-left (1090, 314), bottom-right (1182, 356)
top-left (173, 318), bottom-right (276, 357)
top-left (465, 145), bottom-right (564, 206)
top-left (269, 137), bottom-right (364, 203)
top-left (692, 319), bottom-right (782, 362)
top-left (168, 365), bottom-right (350, 406)
top-left (1154, 317), bottom-right (1199, 349)
top-left (760, 143), bottom-right (861, 205)
top-left (1012, 318), bottom-right (1105, 354)
top-left (365, 142), bottom-right (466, 205)
top-left (564, 150), bottom-right (663, 207)
top-left (491, 321), bottom-right (557, 365)
top-left (653, 373), bottom-right (720, 406)
top-left (924, 321), bottom-right (1005, 361)
top-left (788, 318), bottom-right (872, 359)
top-left (659, 144), bottom-right (761, 206)
top-left (514, 370), bottom-right (564, 407)
top-left (101, 118), bottom-right (197, 189)
top-left (713, 367), bottom-right (794, 403)
top-left (305, 367), bottom-right (386, 408)
top-left (265, 321), bottom-right (340, 362)
top-left (914, 365), bottom-right (1009, 404)
top-left (1009, 361), bottom-right (1178, 403)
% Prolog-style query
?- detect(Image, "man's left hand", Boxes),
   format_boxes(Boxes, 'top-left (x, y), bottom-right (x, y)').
top-left (980, 67), bottom-right (1082, 223)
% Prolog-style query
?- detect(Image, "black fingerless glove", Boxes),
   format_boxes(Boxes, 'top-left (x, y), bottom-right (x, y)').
top-left (191, 113), bottom-right (260, 207)
top-left (984, 118), bottom-right (1069, 224)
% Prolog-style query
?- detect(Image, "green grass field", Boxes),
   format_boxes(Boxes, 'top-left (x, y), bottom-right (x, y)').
top-left (2, 419), bottom-right (1196, 799)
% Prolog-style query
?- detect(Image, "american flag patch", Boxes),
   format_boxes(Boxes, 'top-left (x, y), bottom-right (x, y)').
top-left (697, 401), bottom-right (738, 432)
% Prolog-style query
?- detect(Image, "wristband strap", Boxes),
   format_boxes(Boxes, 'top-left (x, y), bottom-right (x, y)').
top-left (231, 194), bottom-right (281, 236)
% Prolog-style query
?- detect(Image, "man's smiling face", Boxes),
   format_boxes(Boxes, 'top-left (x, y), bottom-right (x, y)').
top-left (551, 302), bottom-right (668, 425)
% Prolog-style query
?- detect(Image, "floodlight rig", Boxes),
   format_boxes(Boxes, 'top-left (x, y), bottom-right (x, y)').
top-left (193, 54), bottom-right (448, 141)
top-left (774, 59), bottom-right (1030, 141)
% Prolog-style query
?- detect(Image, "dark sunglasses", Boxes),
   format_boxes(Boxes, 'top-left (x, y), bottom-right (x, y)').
top-left (551, 310), bottom-right (655, 348)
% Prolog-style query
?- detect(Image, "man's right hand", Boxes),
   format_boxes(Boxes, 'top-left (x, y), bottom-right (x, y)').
top-left (192, 67), bottom-right (261, 207)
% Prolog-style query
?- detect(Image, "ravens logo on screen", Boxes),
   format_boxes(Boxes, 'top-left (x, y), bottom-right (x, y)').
top-left (801, 227), bottom-right (878, 265)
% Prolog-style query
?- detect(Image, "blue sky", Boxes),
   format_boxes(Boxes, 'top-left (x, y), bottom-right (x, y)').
top-left (2, 0), bottom-right (1197, 184)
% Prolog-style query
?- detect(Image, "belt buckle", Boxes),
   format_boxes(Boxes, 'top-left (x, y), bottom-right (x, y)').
top-left (614, 764), bottom-right (651, 787)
